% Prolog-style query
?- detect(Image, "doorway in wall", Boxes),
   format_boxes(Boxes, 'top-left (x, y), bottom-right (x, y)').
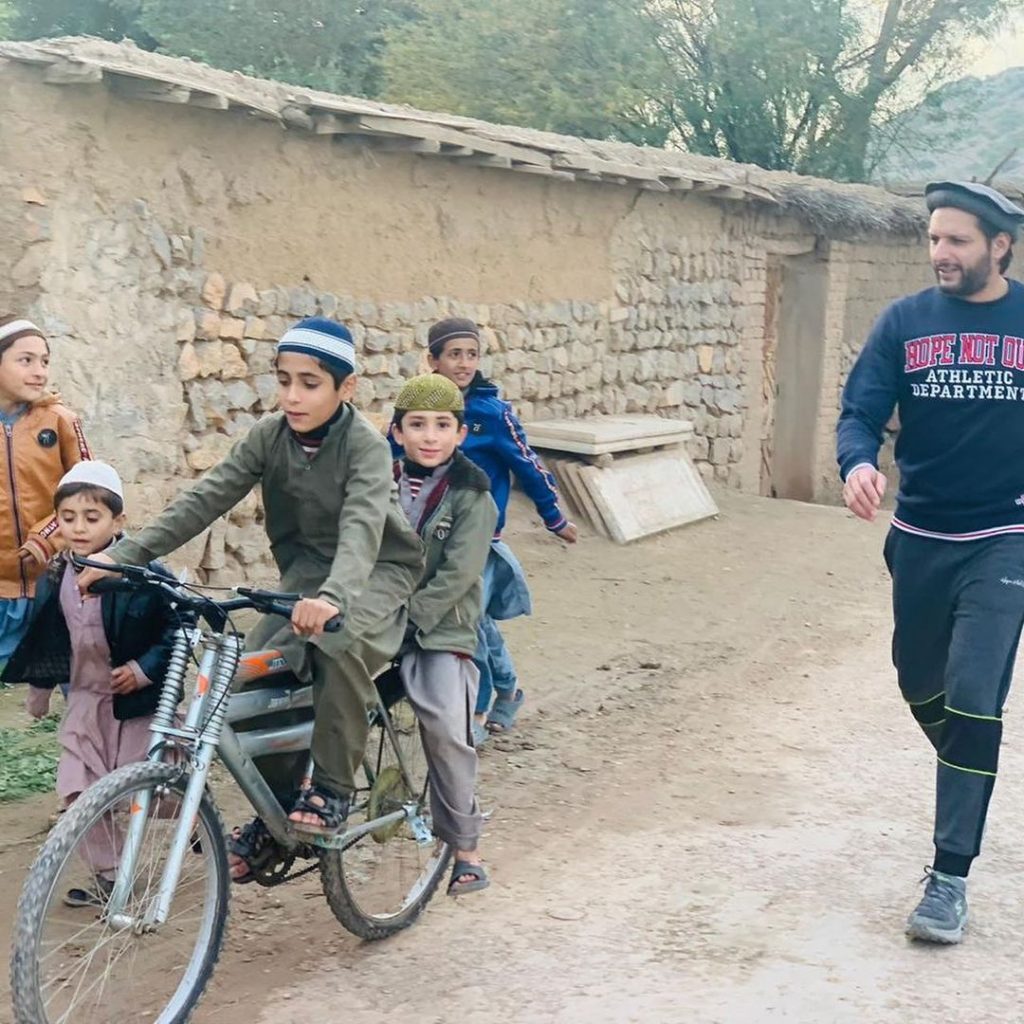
top-left (759, 249), bottom-right (829, 500)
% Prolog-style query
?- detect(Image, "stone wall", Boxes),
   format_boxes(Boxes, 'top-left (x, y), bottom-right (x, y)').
top-left (0, 61), bottom-right (935, 576)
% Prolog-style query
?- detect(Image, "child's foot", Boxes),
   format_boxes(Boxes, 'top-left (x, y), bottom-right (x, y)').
top-left (486, 689), bottom-right (525, 735)
top-left (227, 818), bottom-right (274, 884)
top-left (288, 784), bottom-right (350, 833)
top-left (64, 875), bottom-right (113, 908)
top-left (447, 851), bottom-right (489, 896)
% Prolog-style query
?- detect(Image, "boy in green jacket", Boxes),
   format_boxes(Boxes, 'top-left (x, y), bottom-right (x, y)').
top-left (392, 374), bottom-right (498, 895)
top-left (78, 318), bottom-right (423, 852)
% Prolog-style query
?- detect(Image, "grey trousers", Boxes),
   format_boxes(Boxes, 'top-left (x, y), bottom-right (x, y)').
top-left (400, 649), bottom-right (483, 851)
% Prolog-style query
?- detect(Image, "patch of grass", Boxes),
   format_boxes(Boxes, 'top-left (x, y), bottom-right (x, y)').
top-left (0, 714), bottom-right (60, 802)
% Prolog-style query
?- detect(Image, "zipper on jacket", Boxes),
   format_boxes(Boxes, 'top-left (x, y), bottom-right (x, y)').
top-left (5, 423), bottom-right (27, 597)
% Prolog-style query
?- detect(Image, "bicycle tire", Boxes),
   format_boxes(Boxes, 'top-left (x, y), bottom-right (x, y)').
top-left (10, 761), bottom-right (230, 1024)
top-left (319, 697), bottom-right (451, 940)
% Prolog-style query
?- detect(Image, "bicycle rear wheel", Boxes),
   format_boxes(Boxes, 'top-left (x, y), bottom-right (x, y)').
top-left (10, 762), bottom-right (229, 1024)
top-left (320, 696), bottom-right (451, 940)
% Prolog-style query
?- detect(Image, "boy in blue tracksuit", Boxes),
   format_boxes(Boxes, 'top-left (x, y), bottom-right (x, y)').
top-left (392, 317), bottom-right (576, 738)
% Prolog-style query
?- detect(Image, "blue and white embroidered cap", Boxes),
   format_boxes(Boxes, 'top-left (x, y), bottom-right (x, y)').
top-left (276, 317), bottom-right (357, 376)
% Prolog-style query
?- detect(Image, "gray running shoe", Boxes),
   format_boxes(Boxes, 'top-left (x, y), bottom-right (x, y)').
top-left (906, 868), bottom-right (968, 944)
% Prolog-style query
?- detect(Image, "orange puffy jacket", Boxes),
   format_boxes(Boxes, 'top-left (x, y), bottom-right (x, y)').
top-left (0, 394), bottom-right (91, 599)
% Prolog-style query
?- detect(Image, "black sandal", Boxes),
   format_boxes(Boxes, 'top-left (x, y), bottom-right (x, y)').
top-left (447, 860), bottom-right (490, 897)
top-left (227, 817), bottom-right (274, 884)
top-left (64, 875), bottom-right (114, 908)
top-left (288, 784), bottom-right (350, 834)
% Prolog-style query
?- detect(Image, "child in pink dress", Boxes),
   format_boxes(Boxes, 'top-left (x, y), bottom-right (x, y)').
top-left (4, 461), bottom-right (180, 906)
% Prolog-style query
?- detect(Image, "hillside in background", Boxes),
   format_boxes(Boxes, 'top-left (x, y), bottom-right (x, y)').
top-left (872, 65), bottom-right (1024, 185)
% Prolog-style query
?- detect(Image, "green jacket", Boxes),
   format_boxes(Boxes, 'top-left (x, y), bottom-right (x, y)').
top-left (402, 451), bottom-right (498, 657)
top-left (111, 405), bottom-right (424, 660)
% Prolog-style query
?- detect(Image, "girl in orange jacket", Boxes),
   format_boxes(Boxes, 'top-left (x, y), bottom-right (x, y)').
top-left (0, 315), bottom-right (91, 666)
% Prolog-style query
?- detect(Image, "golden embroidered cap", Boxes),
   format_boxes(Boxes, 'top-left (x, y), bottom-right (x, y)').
top-left (393, 373), bottom-right (464, 414)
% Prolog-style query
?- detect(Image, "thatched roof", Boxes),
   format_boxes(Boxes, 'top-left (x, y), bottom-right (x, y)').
top-left (0, 35), bottom-right (943, 238)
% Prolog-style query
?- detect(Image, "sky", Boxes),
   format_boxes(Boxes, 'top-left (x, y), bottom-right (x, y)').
top-left (969, 18), bottom-right (1024, 76)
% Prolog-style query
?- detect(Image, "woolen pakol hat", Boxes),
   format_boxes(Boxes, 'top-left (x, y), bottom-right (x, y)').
top-left (427, 317), bottom-right (480, 357)
top-left (393, 374), bottom-right (465, 414)
top-left (925, 181), bottom-right (1024, 240)
top-left (58, 460), bottom-right (125, 501)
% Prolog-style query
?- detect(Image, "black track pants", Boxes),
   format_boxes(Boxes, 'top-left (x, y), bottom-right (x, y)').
top-left (885, 528), bottom-right (1024, 875)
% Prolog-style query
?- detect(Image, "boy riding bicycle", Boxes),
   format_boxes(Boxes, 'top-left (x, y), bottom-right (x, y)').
top-left (77, 318), bottom-right (423, 859)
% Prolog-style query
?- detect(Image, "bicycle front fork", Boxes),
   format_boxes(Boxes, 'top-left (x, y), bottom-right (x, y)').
top-left (109, 634), bottom-right (241, 927)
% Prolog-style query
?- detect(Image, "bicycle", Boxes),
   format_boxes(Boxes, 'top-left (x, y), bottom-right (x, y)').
top-left (9, 556), bottom-right (452, 1024)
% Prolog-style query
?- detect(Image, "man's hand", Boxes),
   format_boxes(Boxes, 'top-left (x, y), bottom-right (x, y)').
top-left (291, 597), bottom-right (341, 637)
top-left (110, 665), bottom-right (142, 695)
top-left (843, 466), bottom-right (887, 522)
top-left (555, 522), bottom-right (579, 544)
top-left (76, 551), bottom-right (118, 596)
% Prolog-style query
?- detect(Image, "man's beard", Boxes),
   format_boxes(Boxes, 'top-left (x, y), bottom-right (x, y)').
top-left (933, 252), bottom-right (994, 297)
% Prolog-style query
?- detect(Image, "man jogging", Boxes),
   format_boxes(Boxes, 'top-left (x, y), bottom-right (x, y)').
top-left (838, 180), bottom-right (1024, 944)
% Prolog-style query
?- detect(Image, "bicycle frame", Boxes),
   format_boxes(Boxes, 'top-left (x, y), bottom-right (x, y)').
top-left (106, 620), bottom-right (431, 929)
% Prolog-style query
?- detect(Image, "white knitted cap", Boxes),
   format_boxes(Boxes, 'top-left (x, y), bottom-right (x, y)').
top-left (58, 460), bottom-right (124, 501)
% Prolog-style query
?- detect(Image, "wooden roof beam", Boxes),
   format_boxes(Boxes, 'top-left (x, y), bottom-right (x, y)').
top-left (190, 91), bottom-right (230, 111)
top-left (550, 152), bottom-right (666, 184)
top-left (108, 74), bottom-right (191, 104)
top-left (372, 137), bottom-right (443, 154)
top-left (516, 164), bottom-right (577, 182)
top-left (353, 114), bottom-right (553, 168)
top-left (43, 59), bottom-right (103, 85)
top-left (459, 154), bottom-right (513, 169)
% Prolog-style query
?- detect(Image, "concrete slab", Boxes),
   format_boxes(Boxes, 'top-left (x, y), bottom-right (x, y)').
top-left (577, 449), bottom-right (717, 543)
top-left (560, 459), bottom-right (610, 538)
top-left (547, 458), bottom-right (584, 521)
top-left (525, 415), bottom-right (693, 456)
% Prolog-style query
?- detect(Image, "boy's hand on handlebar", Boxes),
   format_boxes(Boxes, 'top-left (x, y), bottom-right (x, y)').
top-left (76, 552), bottom-right (118, 596)
top-left (291, 597), bottom-right (341, 637)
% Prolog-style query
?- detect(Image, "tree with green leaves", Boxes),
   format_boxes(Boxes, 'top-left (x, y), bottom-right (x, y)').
top-left (646, 0), bottom-right (854, 171)
top-left (639, 0), bottom-right (1015, 179)
top-left (4, 1), bottom-right (414, 96)
top-left (382, 0), bottom-right (670, 146)
top-left (3, 0), bottom-right (1016, 181)
top-left (384, 0), bottom-right (1015, 180)
top-left (135, 1), bottom-right (415, 97)
top-left (5, 0), bottom-right (150, 43)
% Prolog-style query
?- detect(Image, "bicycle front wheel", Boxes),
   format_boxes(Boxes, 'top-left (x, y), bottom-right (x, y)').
top-left (320, 696), bottom-right (451, 940)
top-left (10, 761), bottom-right (230, 1024)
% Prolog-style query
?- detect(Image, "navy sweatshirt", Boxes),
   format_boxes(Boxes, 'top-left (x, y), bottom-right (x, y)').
top-left (837, 279), bottom-right (1024, 538)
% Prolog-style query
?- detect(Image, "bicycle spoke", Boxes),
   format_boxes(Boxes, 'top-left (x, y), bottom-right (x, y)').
top-left (321, 697), bottom-right (451, 938)
top-left (13, 763), bottom-right (229, 1024)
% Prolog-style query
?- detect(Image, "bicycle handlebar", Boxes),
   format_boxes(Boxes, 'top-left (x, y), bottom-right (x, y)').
top-left (74, 554), bottom-right (343, 633)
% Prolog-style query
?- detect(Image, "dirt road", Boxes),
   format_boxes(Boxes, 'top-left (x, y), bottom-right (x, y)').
top-left (3, 490), bottom-right (1024, 1023)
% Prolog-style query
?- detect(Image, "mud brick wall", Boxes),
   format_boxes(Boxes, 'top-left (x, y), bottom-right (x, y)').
top-left (0, 60), bottom-right (934, 577)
